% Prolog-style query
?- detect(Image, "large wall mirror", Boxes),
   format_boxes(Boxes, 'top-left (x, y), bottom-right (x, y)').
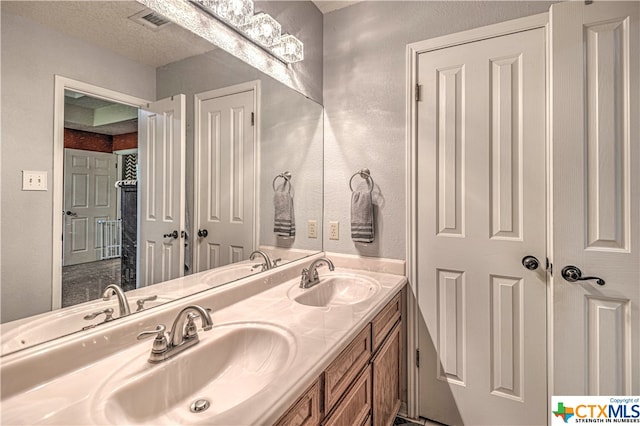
top-left (0, 1), bottom-right (323, 355)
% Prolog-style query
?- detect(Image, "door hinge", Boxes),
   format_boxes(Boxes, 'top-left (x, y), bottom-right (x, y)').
top-left (416, 349), bottom-right (420, 368)
top-left (415, 84), bottom-right (422, 102)
top-left (251, 112), bottom-right (255, 126)
top-left (547, 258), bottom-right (553, 275)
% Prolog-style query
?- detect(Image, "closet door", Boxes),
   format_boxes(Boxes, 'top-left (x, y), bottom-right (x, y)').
top-left (194, 89), bottom-right (256, 272)
top-left (416, 27), bottom-right (547, 425)
top-left (551, 1), bottom-right (639, 395)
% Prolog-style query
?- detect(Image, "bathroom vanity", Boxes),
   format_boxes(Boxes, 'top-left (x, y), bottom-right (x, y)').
top-left (275, 291), bottom-right (401, 426)
top-left (0, 253), bottom-right (407, 425)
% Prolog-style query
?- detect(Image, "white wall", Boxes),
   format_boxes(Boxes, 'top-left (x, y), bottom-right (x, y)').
top-left (0, 11), bottom-right (156, 322)
top-left (322, 1), bottom-right (556, 259)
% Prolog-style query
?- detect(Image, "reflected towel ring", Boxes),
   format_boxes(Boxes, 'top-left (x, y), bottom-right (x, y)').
top-left (272, 171), bottom-right (292, 192)
top-left (349, 168), bottom-right (374, 193)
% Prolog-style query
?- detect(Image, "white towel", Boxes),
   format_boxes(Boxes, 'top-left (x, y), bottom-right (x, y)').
top-left (351, 190), bottom-right (374, 243)
top-left (274, 189), bottom-right (295, 237)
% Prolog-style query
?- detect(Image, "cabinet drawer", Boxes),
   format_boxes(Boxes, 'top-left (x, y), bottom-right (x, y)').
top-left (275, 379), bottom-right (321, 426)
top-left (324, 325), bottom-right (371, 410)
top-left (371, 292), bottom-right (401, 351)
top-left (323, 365), bottom-right (372, 426)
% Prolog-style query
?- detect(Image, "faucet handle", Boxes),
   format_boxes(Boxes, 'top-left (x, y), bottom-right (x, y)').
top-left (184, 308), bottom-right (213, 333)
top-left (137, 324), bottom-right (166, 340)
top-left (184, 313), bottom-right (200, 338)
top-left (136, 295), bottom-right (158, 312)
top-left (300, 268), bottom-right (310, 288)
top-left (83, 307), bottom-right (114, 322)
top-left (272, 258), bottom-right (282, 267)
top-left (137, 324), bottom-right (168, 353)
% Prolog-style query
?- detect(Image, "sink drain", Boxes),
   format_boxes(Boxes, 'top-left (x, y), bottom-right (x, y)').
top-left (190, 398), bottom-right (211, 413)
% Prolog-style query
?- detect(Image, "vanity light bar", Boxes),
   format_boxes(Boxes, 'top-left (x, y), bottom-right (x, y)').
top-left (191, 0), bottom-right (304, 64)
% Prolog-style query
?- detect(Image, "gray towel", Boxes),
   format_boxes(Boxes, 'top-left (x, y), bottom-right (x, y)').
top-left (274, 189), bottom-right (295, 237)
top-left (351, 190), bottom-right (374, 243)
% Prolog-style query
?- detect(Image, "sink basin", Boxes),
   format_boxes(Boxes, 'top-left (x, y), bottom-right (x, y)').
top-left (93, 322), bottom-right (296, 424)
top-left (0, 294), bottom-right (175, 355)
top-left (288, 273), bottom-right (380, 307)
top-left (201, 263), bottom-right (261, 288)
top-left (1, 300), bottom-right (122, 354)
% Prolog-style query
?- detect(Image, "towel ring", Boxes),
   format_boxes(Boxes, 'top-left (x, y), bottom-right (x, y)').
top-left (349, 168), bottom-right (374, 193)
top-left (272, 171), bottom-right (292, 193)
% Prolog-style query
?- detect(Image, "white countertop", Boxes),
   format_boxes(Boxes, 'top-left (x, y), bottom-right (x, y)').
top-left (0, 264), bottom-right (406, 425)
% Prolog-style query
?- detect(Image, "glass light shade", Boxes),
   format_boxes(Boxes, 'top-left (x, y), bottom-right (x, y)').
top-left (243, 13), bottom-right (281, 47)
top-left (213, 0), bottom-right (254, 27)
top-left (272, 34), bottom-right (304, 63)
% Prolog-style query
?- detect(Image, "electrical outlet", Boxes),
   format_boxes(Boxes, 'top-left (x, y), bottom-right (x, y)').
top-left (22, 170), bottom-right (48, 191)
top-left (329, 221), bottom-right (340, 240)
top-left (307, 220), bottom-right (318, 239)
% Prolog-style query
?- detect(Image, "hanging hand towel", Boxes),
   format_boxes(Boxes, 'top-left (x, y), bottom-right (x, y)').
top-left (351, 190), bottom-right (374, 243)
top-left (274, 189), bottom-right (296, 237)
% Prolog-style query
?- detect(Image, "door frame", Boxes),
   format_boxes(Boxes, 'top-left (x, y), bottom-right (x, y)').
top-left (404, 13), bottom-right (551, 419)
top-left (193, 80), bottom-right (261, 272)
top-left (52, 75), bottom-right (150, 309)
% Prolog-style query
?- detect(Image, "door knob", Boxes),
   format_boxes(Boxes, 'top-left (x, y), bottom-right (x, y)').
top-left (65, 210), bottom-right (78, 217)
top-left (163, 230), bottom-right (179, 239)
top-left (521, 255), bottom-right (540, 271)
top-left (197, 229), bottom-right (208, 238)
top-left (561, 265), bottom-right (605, 286)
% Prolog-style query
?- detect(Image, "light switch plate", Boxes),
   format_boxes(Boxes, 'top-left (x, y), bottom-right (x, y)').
top-left (22, 170), bottom-right (48, 191)
top-left (307, 220), bottom-right (318, 239)
top-left (329, 221), bottom-right (339, 240)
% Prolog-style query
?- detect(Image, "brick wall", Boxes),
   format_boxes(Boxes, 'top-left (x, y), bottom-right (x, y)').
top-left (64, 128), bottom-right (112, 152)
top-left (64, 129), bottom-right (138, 152)
top-left (113, 132), bottom-right (138, 151)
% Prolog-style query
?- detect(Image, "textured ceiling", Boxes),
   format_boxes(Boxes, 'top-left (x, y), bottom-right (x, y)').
top-left (64, 91), bottom-right (139, 136)
top-left (2, 0), bottom-right (217, 67)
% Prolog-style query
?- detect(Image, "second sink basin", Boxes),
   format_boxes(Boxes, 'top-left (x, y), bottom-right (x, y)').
top-left (288, 273), bottom-right (380, 308)
top-left (93, 322), bottom-right (296, 424)
top-left (200, 263), bottom-right (262, 288)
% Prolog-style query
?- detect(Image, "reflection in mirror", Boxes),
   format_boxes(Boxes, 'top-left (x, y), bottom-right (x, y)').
top-left (0, 1), bottom-right (323, 356)
top-left (62, 90), bottom-right (140, 306)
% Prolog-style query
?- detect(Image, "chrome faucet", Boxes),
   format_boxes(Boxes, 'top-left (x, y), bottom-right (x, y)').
top-left (250, 250), bottom-right (273, 271)
top-left (300, 257), bottom-right (335, 288)
top-left (102, 284), bottom-right (131, 317)
top-left (136, 305), bottom-right (213, 363)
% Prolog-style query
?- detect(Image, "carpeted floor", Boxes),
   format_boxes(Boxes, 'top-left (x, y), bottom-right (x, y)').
top-left (61, 258), bottom-right (121, 307)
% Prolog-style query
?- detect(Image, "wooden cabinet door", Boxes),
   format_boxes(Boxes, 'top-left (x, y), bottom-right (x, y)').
top-left (323, 366), bottom-right (372, 426)
top-left (275, 380), bottom-right (321, 426)
top-left (372, 322), bottom-right (401, 426)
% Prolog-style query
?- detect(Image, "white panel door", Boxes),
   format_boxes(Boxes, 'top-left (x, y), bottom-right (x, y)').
top-left (63, 148), bottom-right (117, 266)
top-left (138, 95), bottom-right (186, 287)
top-left (194, 90), bottom-right (255, 272)
top-left (417, 28), bottom-right (546, 425)
top-left (551, 1), bottom-right (639, 395)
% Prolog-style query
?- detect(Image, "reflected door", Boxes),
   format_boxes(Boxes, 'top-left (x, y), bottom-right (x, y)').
top-left (194, 89), bottom-right (256, 272)
top-left (416, 28), bottom-right (546, 425)
top-left (63, 148), bottom-right (117, 266)
top-left (138, 95), bottom-right (186, 287)
top-left (551, 1), bottom-right (639, 395)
